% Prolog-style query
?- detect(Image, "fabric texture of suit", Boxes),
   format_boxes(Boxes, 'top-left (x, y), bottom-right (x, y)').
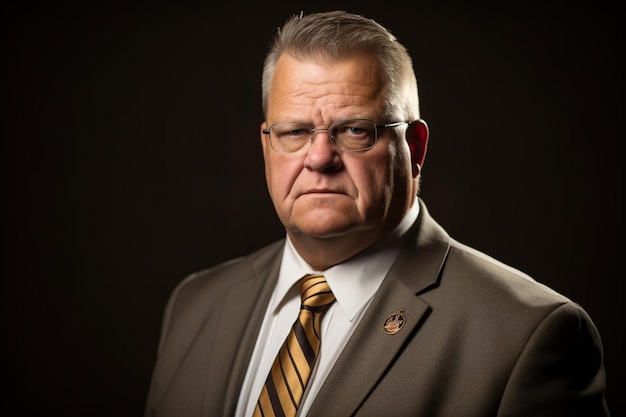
top-left (144, 200), bottom-right (608, 417)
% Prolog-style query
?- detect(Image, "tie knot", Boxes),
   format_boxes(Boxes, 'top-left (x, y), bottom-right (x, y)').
top-left (299, 274), bottom-right (335, 309)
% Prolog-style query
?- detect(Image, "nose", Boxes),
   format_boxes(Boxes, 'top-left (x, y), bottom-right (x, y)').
top-left (303, 130), bottom-right (343, 172)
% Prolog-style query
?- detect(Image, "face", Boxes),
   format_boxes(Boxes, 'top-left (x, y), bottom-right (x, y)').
top-left (261, 53), bottom-right (418, 251)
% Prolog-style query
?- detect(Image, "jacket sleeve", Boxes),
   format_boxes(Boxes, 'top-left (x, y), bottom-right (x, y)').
top-left (497, 302), bottom-right (609, 416)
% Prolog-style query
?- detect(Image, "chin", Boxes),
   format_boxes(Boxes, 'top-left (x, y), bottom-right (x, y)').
top-left (289, 218), bottom-right (358, 239)
top-left (290, 214), bottom-right (375, 240)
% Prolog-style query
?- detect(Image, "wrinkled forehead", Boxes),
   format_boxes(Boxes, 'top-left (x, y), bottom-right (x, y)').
top-left (270, 53), bottom-right (396, 113)
top-left (266, 53), bottom-right (390, 121)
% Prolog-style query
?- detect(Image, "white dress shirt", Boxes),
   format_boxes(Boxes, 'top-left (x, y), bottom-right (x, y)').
top-left (235, 202), bottom-right (419, 417)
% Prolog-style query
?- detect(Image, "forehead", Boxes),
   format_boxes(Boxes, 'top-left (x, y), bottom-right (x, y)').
top-left (267, 53), bottom-right (387, 121)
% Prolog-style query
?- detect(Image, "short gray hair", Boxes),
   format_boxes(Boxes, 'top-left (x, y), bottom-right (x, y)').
top-left (261, 11), bottom-right (420, 121)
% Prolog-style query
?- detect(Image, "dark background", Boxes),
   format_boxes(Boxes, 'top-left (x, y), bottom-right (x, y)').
top-left (5, 1), bottom-right (623, 416)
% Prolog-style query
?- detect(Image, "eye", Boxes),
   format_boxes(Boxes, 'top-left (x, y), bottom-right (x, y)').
top-left (347, 126), bottom-right (365, 135)
top-left (331, 119), bottom-right (377, 151)
top-left (272, 123), bottom-right (312, 140)
top-left (334, 122), bottom-right (374, 139)
top-left (287, 128), bottom-right (309, 137)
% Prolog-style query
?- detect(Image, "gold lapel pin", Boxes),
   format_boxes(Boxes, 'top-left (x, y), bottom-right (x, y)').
top-left (383, 308), bottom-right (406, 335)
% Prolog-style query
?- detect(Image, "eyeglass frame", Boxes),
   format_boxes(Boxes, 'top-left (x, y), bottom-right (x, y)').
top-left (262, 118), bottom-right (409, 153)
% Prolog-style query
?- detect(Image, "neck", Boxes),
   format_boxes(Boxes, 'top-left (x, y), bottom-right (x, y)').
top-left (287, 232), bottom-right (380, 271)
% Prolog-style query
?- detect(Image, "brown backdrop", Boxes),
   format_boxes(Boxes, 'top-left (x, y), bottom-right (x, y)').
top-left (5, 2), bottom-right (623, 416)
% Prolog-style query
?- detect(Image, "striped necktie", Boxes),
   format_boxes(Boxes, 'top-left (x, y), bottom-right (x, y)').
top-left (253, 274), bottom-right (336, 417)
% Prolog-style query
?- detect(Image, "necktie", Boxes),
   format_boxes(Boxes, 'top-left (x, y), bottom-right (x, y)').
top-left (253, 274), bottom-right (336, 417)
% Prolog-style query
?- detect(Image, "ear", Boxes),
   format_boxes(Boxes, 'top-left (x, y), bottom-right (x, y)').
top-left (406, 119), bottom-right (429, 178)
top-left (260, 122), bottom-right (269, 154)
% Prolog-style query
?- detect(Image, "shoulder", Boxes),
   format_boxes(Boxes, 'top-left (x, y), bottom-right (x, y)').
top-left (422, 237), bottom-right (592, 345)
top-left (172, 239), bottom-right (285, 301)
top-left (152, 239), bottom-right (285, 353)
top-left (444, 238), bottom-right (569, 306)
top-left (408, 201), bottom-right (570, 310)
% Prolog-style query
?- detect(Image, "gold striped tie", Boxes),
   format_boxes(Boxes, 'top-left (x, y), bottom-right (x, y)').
top-left (253, 274), bottom-right (336, 417)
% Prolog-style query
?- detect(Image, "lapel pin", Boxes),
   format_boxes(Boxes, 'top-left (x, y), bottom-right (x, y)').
top-left (383, 308), bottom-right (406, 335)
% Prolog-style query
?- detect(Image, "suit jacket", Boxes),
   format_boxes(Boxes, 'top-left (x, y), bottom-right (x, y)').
top-left (144, 200), bottom-right (608, 416)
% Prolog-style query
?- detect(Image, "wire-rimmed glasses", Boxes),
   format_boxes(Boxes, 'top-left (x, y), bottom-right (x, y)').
top-left (262, 118), bottom-right (408, 153)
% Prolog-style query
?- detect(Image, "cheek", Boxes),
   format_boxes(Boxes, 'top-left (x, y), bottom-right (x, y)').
top-left (265, 155), bottom-right (301, 200)
top-left (346, 153), bottom-right (393, 202)
top-left (357, 142), bottom-right (410, 202)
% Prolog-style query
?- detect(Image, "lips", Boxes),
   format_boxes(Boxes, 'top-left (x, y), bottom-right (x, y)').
top-left (297, 188), bottom-right (348, 199)
top-left (303, 188), bottom-right (338, 194)
top-left (303, 184), bottom-right (353, 194)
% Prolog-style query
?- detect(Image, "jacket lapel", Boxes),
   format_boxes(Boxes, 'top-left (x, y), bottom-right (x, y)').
top-left (148, 241), bottom-right (285, 417)
top-left (309, 201), bottom-right (450, 415)
top-left (217, 242), bottom-right (285, 416)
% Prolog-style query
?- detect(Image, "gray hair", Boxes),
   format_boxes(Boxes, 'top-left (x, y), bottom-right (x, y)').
top-left (261, 11), bottom-right (420, 121)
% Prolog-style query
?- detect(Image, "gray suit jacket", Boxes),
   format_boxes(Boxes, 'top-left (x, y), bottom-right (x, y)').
top-left (144, 200), bottom-right (608, 416)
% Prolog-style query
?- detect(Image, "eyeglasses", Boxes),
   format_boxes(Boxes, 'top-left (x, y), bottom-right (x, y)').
top-left (262, 118), bottom-right (408, 153)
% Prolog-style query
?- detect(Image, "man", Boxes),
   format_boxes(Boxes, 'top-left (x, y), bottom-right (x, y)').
top-left (144, 11), bottom-right (608, 417)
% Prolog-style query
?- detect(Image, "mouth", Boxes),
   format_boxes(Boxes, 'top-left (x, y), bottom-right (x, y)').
top-left (302, 188), bottom-right (342, 195)
top-left (296, 189), bottom-right (348, 200)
